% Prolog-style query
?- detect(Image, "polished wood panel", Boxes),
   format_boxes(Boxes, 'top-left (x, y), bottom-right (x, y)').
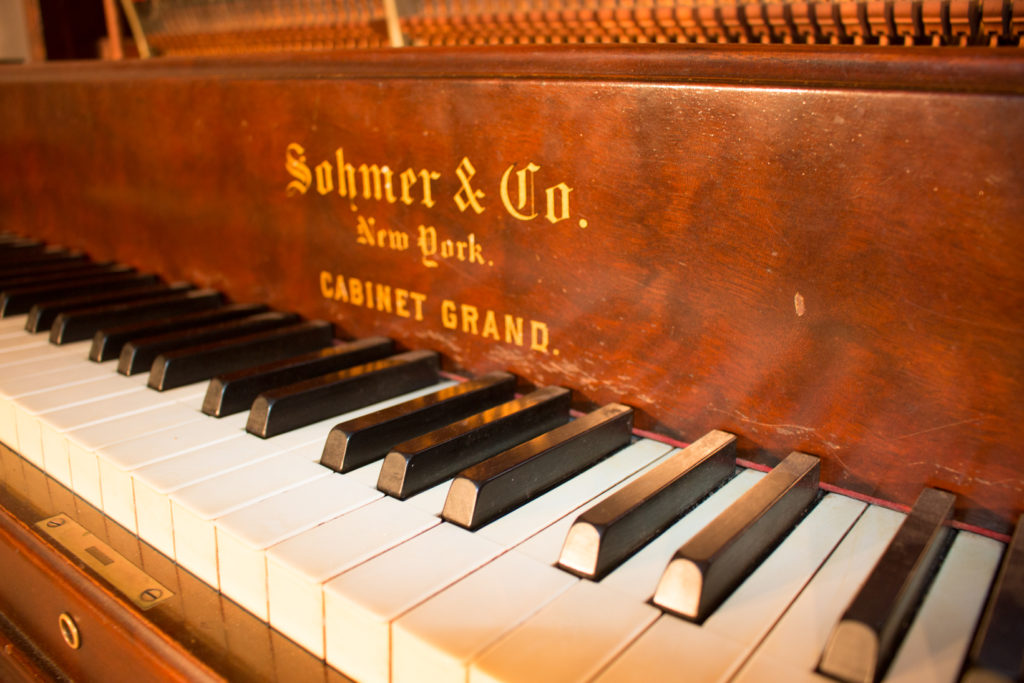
top-left (0, 45), bottom-right (1021, 532)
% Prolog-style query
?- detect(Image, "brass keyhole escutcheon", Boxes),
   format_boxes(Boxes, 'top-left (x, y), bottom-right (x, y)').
top-left (58, 613), bottom-right (80, 650)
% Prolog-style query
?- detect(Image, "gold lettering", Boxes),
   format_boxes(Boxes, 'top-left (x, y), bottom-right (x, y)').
top-left (395, 289), bottom-right (410, 318)
top-left (409, 292), bottom-right (426, 321)
top-left (285, 143), bottom-right (312, 197)
top-left (499, 162), bottom-right (540, 220)
top-left (460, 304), bottom-right (479, 335)
top-left (454, 157), bottom-right (485, 214)
top-left (417, 225), bottom-right (438, 268)
top-left (349, 278), bottom-right (364, 307)
top-left (441, 300), bottom-right (457, 329)
top-left (504, 315), bottom-right (523, 346)
top-left (356, 216), bottom-right (376, 246)
top-left (318, 273), bottom-right (424, 321)
top-left (420, 169), bottom-right (440, 209)
top-left (315, 160), bottom-right (334, 195)
top-left (358, 164), bottom-right (398, 204)
top-left (481, 310), bottom-right (500, 340)
top-left (467, 234), bottom-right (485, 264)
top-left (335, 149), bottom-right (358, 204)
top-left (400, 169), bottom-right (417, 206)
top-left (530, 320), bottom-right (550, 353)
top-left (375, 284), bottom-right (392, 313)
top-left (545, 182), bottom-right (573, 224)
top-left (441, 239), bottom-right (455, 259)
top-left (333, 275), bottom-right (348, 301)
top-left (389, 229), bottom-right (409, 251)
top-left (319, 271), bottom-right (334, 298)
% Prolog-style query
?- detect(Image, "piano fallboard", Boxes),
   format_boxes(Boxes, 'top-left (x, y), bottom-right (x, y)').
top-left (0, 44), bottom-right (1021, 533)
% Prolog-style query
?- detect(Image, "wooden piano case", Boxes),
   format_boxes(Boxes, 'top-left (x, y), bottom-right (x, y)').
top-left (0, 44), bottom-right (1021, 678)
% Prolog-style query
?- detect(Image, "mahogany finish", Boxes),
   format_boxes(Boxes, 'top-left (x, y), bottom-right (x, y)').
top-left (0, 45), bottom-right (1021, 532)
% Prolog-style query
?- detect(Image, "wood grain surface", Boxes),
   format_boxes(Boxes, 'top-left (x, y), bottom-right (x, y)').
top-left (0, 44), bottom-right (1020, 532)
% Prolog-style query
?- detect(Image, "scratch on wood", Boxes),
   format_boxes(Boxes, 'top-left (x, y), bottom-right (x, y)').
top-left (894, 417), bottom-right (983, 440)
top-left (710, 408), bottom-right (841, 451)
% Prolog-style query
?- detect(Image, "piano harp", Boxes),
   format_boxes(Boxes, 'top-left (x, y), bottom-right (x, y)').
top-left (0, 39), bottom-right (1022, 683)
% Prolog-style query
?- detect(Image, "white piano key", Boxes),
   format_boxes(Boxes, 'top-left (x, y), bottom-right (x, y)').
top-left (39, 384), bottom-right (188, 487)
top-left (0, 360), bottom-right (114, 397)
top-left (0, 326), bottom-right (33, 340)
top-left (600, 468), bottom-right (762, 600)
top-left (320, 439), bottom-right (673, 682)
top-left (0, 361), bottom-right (114, 448)
top-left (215, 474), bottom-right (382, 620)
top-left (15, 374), bottom-right (149, 467)
top-left (132, 434), bottom-right (281, 555)
top-left (66, 403), bottom-right (206, 509)
top-left (392, 552), bottom-right (576, 683)
top-left (325, 524), bottom-right (505, 683)
top-left (455, 470), bottom-right (759, 683)
top-left (135, 382), bottom-right (451, 564)
top-left (0, 340), bottom-right (105, 445)
top-left (476, 439), bottom-right (674, 549)
top-left (594, 492), bottom-right (867, 683)
top-left (883, 531), bottom-right (1003, 683)
top-left (0, 346), bottom-right (93, 384)
top-left (471, 579), bottom-right (660, 683)
top-left (0, 332), bottom-right (49, 352)
top-left (380, 448), bottom-right (748, 683)
top-left (266, 495), bottom-right (440, 658)
top-left (170, 452), bottom-right (331, 586)
top-left (733, 504), bottom-right (905, 682)
top-left (344, 459), bottom-right (386, 488)
top-left (735, 657), bottom-right (835, 683)
top-left (0, 339), bottom-right (90, 366)
top-left (98, 414), bottom-right (249, 532)
top-left (510, 446), bottom-right (684, 565)
top-left (0, 315), bottom-right (30, 333)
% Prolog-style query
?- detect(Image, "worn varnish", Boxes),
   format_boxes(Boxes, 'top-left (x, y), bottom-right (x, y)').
top-left (0, 45), bottom-right (1021, 533)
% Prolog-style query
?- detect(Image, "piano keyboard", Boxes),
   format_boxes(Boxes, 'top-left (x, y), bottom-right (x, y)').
top-left (0, 238), bottom-right (1021, 683)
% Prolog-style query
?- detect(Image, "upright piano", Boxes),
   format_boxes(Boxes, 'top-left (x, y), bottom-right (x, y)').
top-left (0, 3), bottom-right (1021, 681)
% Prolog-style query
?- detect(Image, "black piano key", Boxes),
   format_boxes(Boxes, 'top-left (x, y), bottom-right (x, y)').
top-left (0, 254), bottom-right (95, 283)
top-left (26, 281), bottom-right (190, 333)
top-left (557, 429), bottom-right (737, 581)
top-left (90, 302), bottom-right (268, 362)
top-left (0, 261), bottom-right (130, 290)
top-left (653, 450), bottom-right (820, 623)
top-left (0, 240), bottom-right (45, 261)
top-left (202, 336), bottom-right (395, 417)
top-left (442, 403), bottom-right (634, 531)
top-left (49, 288), bottom-right (223, 344)
top-left (148, 320), bottom-right (334, 391)
top-left (817, 487), bottom-right (955, 683)
top-left (962, 516), bottom-right (1024, 683)
top-left (376, 385), bottom-right (572, 501)
top-left (0, 270), bottom-right (153, 317)
top-left (117, 311), bottom-right (297, 376)
top-left (246, 349), bottom-right (440, 439)
top-left (319, 371), bottom-right (517, 473)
